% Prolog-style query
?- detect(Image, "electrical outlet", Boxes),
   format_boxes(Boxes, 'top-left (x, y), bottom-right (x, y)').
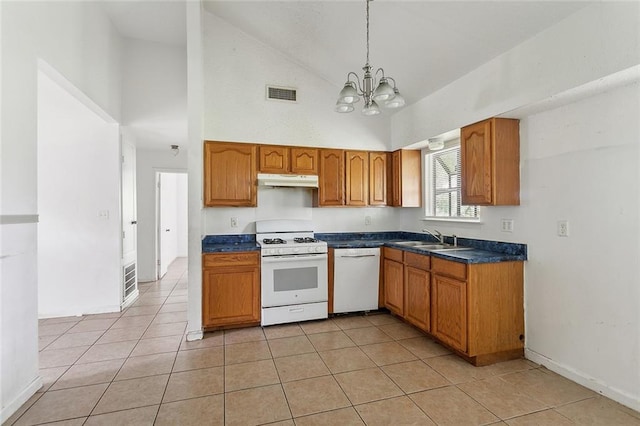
top-left (98, 210), bottom-right (109, 219)
top-left (230, 217), bottom-right (238, 228)
top-left (557, 220), bottom-right (569, 237)
top-left (365, 216), bottom-right (372, 226)
top-left (501, 219), bottom-right (514, 233)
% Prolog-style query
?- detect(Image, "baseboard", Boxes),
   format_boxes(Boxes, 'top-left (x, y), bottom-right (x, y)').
top-left (186, 329), bottom-right (203, 341)
top-left (38, 304), bottom-right (121, 319)
top-left (525, 349), bottom-right (640, 412)
top-left (1, 376), bottom-right (43, 424)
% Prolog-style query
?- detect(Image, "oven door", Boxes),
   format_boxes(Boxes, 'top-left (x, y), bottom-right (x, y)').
top-left (261, 253), bottom-right (328, 307)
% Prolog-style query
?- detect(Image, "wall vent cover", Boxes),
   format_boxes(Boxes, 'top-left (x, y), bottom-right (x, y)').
top-left (266, 85), bottom-right (297, 102)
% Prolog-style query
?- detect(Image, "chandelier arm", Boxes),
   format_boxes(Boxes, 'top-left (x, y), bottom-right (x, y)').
top-left (386, 76), bottom-right (397, 88)
top-left (347, 71), bottom-right (365, 95)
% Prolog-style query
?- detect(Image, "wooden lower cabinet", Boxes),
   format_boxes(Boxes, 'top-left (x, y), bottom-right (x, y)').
top-left (383, 258), bottom-right (404, 316)
top-left (202, 252), bottom-right (260, 328)
top-left (404, 266), bottom-right (430, 332)
top-left (431, 274), bottom-right (467, 352)
top-left (381, 249), bottom-right (524, 366)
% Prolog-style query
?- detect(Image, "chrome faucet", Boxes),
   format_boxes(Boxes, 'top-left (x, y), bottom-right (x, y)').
top-left (421, 228), bottom-right (444, 244)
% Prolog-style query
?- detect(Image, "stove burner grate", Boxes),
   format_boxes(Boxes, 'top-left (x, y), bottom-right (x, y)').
top-left (262, 238), bottom-right (287, 245)
top-left (294, 237), bottom-right (319, 243)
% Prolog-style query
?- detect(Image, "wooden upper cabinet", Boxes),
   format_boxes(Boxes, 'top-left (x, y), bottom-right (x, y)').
top-left (461, 117), bottom-right (520, 206)
top-left (316, 149), bottom-right (345, 206)
top-left (204, 141), bottom-right (257, 207)
top-left (258, 146), bottom-right (319, 175)
top-left (345, 151), bottom-right (369, 206)
top-left (390, 149), bottom-right (421, 207)
top-left (291, 148), bottom-right (319, 175)
top-left (259, 145), bottom-right (289, 173)
top-left (369, 152), bottom-right (388, 206)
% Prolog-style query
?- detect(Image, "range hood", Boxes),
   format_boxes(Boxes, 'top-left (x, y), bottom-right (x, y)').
top-left (257, 173), bottom-right (319, 188)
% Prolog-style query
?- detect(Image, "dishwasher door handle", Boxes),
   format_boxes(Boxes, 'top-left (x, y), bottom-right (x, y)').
top-left (338, 254), bottom-right (377, 258)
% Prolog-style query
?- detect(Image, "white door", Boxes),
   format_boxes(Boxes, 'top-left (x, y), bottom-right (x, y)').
top-left (158, 173), bottom-right (178, 278)
top-left (121, 139), bottom-right (137, 302)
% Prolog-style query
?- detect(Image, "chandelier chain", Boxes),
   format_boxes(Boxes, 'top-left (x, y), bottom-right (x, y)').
top-left (366, 0), bottom-right (370, 65)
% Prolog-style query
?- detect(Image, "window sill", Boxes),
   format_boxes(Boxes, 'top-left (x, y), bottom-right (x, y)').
top-left (421, 216), bottom-right (482, 224)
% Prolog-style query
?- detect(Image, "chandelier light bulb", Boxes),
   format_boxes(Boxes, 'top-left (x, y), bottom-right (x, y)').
top-left (373, 78), bottom-right (395, 102)
top-left (362, 100), bottom-right (381, 116)
top-left (335, 101), bottom-right (355, 113)
top-left (385, 88), bottom-right (406, 108)
top-left (338, 82), bottom-right (360, 104)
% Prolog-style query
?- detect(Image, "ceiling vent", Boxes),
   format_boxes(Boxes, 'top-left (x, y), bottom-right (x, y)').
top-left (266, 85), bottom-right (297, 102)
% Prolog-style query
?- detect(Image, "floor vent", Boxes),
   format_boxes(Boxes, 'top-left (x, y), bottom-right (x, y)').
top-left (123, 262), bottom-right (137, 299)
top-left (267, 85), bottom-right (297, 102)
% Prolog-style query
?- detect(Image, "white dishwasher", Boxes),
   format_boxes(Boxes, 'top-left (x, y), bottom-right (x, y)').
top-left (333, 247), bottom-right (380, 313)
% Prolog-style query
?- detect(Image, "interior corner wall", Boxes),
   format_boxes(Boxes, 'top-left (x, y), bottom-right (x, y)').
top-left (393, 2), bottom-right (640, 407)
top-left (391, 2), bottom-right (640, 148)
top-left (136, 148), bottom-right (187, 282)
top-left (0, 1), bottom-right (123, 421)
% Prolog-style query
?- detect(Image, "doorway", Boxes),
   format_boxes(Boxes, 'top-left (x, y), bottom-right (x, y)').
top-left (156, 172), bottom-right (188, 279)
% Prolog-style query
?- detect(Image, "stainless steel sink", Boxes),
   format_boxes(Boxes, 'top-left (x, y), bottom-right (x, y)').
top-left (393, 241), bottom-right (426, 246)
top-left (415, 244), bottom-right (474, 252)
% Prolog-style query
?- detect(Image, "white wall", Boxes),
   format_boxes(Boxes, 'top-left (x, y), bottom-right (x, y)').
top-left (37, 72), bottom-right (121, 318)
top-left (0, 1), bottom-right (122, 421)
top-left (136, 149), bottom-right (187, 282)
top-left (202, 11), bottom-right (390, 150)
top-left (203, 188), bottom-right (401, 235)
top-left (391, 2), bottom-right (640, 409)
top-left (176, 173), bottom-right (188, 257)
top-left (403, 82), bottom-right (640, 409)
top-left (121, 38), bottom-right (187, 150)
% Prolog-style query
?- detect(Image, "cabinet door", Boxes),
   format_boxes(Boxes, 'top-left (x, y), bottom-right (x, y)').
top-left (259, 145), bottom-right (289, 173)
top-left (204, 142), bottom-right (257, 207)
top-left (384, 259), bottom-right (404, 316)
top-left (202, 266), bottom-right (260, 327)
top-left (405, 266), bottom-right (430, 332)
top-left (391, 150), bottom-right (401, 206)
top-left (345, 151), bottom-right (368, 206)
top-left (291, 148), bottom-right (319, 175)
top-left (317, 149), bottom-right (345, 206)
top-left (390, 150), bottom-right (421, 207)
top-left (461, 120), bottom-right (493, 205)
top-left (369, 152), bottom-right (388, 206)
top-left (432, 275), bottom-right (467, 352)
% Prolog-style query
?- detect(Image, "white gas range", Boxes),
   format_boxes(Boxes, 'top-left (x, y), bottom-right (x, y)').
top-left (256, 220), bottom-right (328, 326)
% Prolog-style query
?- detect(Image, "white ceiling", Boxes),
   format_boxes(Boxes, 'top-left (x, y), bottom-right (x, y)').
top-left (203, 1), bottom-right (592, 107)
top-left (100, 1), bottom-right (187, 46)
top-left (100, 0), bottom-right (593, 148)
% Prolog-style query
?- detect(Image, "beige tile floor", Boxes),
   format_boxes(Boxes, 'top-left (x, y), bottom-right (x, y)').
top-left (6, 257), bottom-right (640, 425)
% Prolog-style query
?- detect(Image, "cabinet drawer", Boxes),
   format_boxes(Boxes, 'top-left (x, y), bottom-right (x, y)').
top-left (404, 252), bottom-right (430, 270)
top-left (383, 247), bottom-right (403, 262)
top-left (203, 252), bottom-right (260, 268)
top-left (432, 257), bottom-right (467, 281)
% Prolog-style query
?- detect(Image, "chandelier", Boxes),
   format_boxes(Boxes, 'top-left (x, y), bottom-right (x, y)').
top-left (335, 0), bottom-right (405, 115)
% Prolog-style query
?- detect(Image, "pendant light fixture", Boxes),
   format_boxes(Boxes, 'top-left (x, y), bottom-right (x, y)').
top-left (335, 0), bottom-right (405, 115)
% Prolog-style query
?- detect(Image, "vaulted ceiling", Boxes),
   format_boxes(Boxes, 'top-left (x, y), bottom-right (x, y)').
top-left (100, 0), bottom-right (593, 149)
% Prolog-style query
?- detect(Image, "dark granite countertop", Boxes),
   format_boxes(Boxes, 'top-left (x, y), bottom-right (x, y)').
top-left (316, 232), bottom-right (527, 264)
top-left (202, 234), bottom-right (260, 253)
top-left (201, 231), bottom-right (527, 263)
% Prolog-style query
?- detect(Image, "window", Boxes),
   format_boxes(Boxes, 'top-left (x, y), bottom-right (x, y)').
top-left (425, 144), bottom-right (479, 220)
